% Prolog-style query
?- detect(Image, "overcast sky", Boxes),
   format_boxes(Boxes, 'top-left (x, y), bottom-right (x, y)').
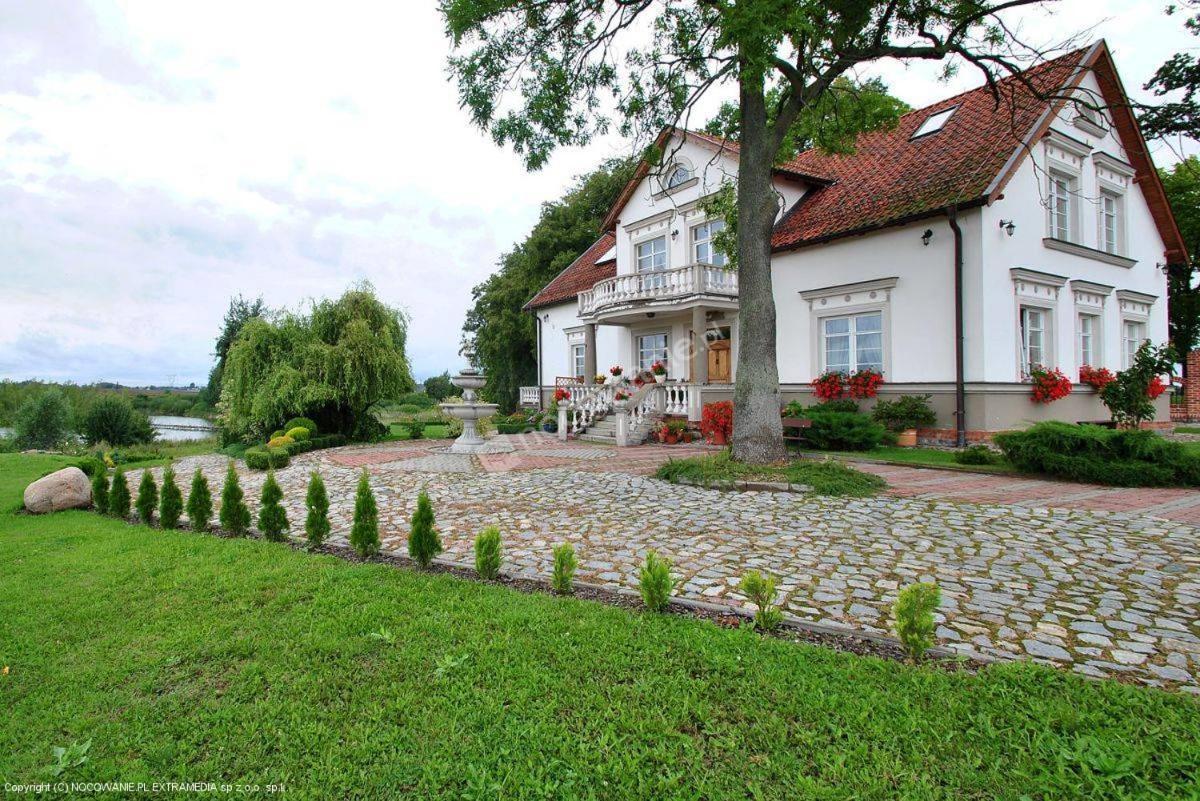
top-left (1, 0), bottom-right (1195, 386)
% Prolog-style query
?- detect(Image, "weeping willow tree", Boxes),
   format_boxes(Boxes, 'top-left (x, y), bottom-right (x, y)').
top-left (220, 285), bottom-right (414, 442)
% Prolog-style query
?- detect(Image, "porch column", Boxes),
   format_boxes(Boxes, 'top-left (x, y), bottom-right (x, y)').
top-left (691, 306), bottom-right (708, 385)
top-left (584, 323), bottom-right (597, 381)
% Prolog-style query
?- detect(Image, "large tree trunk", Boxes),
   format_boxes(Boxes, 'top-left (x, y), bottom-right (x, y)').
top-left (731, 71), bottom-right (786, 465)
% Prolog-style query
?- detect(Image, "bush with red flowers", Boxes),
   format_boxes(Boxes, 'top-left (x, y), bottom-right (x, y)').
top-left (1078, 365), bottom-right (1116, 391)
top-left (811, 371), bottom-right (846, 400)
top-left (699, 401), bottom-right (733, 445)
top-left (1147, 375), bottom-right (1167, 400)
top-left (812, 369), bottom-right (884, 400)
top-left (1029, 366), bottom-right (1072, 404)
top-left (553, 387), bottom-right (571, 403)
top-left (847, 368), bottom-right (884, 399)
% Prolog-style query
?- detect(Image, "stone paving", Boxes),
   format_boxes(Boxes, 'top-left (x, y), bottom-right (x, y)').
top-left (127, 433), bottom-right (1200, 693)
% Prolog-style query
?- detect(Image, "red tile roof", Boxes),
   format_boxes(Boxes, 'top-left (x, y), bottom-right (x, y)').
top-left (523, 232), bottom-right (616, 310)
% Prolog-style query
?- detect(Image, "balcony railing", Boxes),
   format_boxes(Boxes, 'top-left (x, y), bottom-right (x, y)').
top-left (578, 263), bottom-right (737, 318)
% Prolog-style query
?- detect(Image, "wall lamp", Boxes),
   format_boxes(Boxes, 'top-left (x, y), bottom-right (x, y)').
top-left (670, 229), bottom-right (679, 240)
top-left (921, 229), bottom-right (933, 246)
top-left (999, 219), bottom-right (1016, 237)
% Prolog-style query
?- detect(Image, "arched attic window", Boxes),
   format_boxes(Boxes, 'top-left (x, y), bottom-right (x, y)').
top-left (663, 159), bottom-right (693, 190)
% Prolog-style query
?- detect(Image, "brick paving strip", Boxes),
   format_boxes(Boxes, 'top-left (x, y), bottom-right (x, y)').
top-left (127, 433), bottom-right (1200, 693)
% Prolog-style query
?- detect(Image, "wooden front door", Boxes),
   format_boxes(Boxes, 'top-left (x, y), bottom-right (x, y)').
top-left (707, 340), bottom-right (731, 383)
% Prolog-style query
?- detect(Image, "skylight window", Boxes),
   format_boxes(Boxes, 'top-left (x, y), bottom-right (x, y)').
top-left (911, 106), bottom-right (958, 139)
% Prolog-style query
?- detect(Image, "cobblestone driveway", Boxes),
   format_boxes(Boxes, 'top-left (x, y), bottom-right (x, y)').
top-left (129, 434), bottom-right (1200, 693)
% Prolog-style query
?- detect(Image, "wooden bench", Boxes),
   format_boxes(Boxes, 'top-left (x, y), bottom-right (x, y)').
top-left (781, 417), bottom-right (812, 446)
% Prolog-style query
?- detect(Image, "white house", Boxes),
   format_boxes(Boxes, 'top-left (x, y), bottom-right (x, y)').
top-left (522, 42), bottom-right (1187, 444)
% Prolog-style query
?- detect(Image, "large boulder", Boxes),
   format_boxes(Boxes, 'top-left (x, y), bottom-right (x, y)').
top-left (24, 467), bottom-right (92, 514)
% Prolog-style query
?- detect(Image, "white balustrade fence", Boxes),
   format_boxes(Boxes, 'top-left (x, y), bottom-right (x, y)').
top-left (578, 263), bottom-right (738, 317)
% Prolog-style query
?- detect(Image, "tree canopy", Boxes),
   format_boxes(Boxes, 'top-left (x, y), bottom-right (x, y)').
top-left (1140, 0), bottom-right (1200, 141)
top-left (441, 0), bottom-right (1074, 462)
top-left (1160, 157), bottom-right (1200, 363)
top-left (201, 295), bottom-right (266, 406)
top-left (220, 285), bottom-right (413, 442)
top-left (463, 158), bottom-right (634, 411)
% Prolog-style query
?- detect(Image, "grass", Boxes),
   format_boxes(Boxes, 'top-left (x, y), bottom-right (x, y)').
top-left (1175, 426), bottom-right (1200, 435)
top-left (656, 451), bottom-right (886, 496)
top-left (809, 445), bottom-right (1018, 473)
top-left (2, 454), bottom-right (1199, 797)
top-left (385, 423), bottom-right (451, 441)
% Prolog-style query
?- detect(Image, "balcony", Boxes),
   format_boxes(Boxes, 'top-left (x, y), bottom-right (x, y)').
top-left (577, 263), bottom-right (738, 321)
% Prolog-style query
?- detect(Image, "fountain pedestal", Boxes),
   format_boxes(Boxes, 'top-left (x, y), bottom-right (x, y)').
top-left (439, 367), bottom-right (514, 455)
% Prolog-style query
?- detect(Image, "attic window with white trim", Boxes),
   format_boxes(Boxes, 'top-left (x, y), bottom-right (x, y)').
top-left (911, 106), bottom-right (958, 139)
top-left (664, 162), bottom-right (693, 189)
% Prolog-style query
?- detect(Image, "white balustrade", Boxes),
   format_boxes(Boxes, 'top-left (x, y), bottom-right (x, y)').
top-left (519, 386), bottom-right (540, 406)
top-left (565, 383), bottom-right (615, 435)
top-left (578, 263), bottom-right (738, 317)
top-left (661, 383), bottom-right (693, 417)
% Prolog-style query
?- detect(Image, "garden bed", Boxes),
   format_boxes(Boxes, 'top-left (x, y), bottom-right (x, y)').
top-left (655, 452), bottom-right (885, 497)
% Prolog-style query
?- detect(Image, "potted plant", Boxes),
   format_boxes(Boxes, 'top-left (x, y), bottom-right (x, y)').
top-left (870, 394), bottom-right (936, 447)
top-left (650, 360), bottom-right (668, 384)
top-left (542, 401), bottom-right (559, 433)
top-left (553, 386), bottom-right (572, 403)
top-left (613, 388), bottom-right (631, 410)
top-left (594, 374), bottom-right (607, 385)
top-left (700, 401), bottom-right (733, 446)
top-left (608, 365), bottom-right (624, 384)
top-left (659, 418), bottom-right (688, 445)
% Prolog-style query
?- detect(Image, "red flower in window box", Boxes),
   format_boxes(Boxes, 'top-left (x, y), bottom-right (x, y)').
top-left (847, 368), bottom-right (884, 399)
top-left (1028, 366), bottom-right (1072, 404)
top-left (699, 401), bottom-right (733, 445)
top-left (1147, 375), bottom-right (1167, 400)
top-left (553, 387), bottom-right (571, 403)
top-left (811, 371), bottom-right (846, 400)
top-left (1079, 365), bottom-right (1116, 390)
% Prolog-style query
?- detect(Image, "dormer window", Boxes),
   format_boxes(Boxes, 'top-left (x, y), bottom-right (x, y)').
top-left (664, 162), bottom-right (693, 189)
top-left (911, 106), bottom-right (958, 139)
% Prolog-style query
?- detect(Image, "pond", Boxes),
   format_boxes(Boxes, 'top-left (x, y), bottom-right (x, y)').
top-left (0, 417), bottom-right (216, 443)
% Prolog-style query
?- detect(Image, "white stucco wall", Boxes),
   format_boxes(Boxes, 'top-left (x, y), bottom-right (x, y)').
top-left (536, 301), bottom-right (624, 385)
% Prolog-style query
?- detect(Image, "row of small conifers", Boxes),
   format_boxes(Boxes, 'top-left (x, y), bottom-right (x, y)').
top-left (88, 463), bottom-right (945, 662)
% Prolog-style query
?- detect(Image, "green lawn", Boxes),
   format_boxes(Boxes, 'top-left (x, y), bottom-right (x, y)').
top-left (803, 446), bottom-right (1018, 473)
top-left (1, 454), bottom-right (1198, 798)
top-left (1175, 426), bottom-right (1200, 435)
top-left (657, 452), bottom-right (886, 496)
top-left (386, 422), bottom-right (451, 441)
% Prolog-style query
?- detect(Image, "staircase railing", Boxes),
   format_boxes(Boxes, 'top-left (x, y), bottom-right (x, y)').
top-left (566, 383), bottom-right (614, 435)
top-left (626, 383), bottom-right (660, 435)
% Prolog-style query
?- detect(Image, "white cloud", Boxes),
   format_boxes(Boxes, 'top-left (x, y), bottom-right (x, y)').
top-left (0, 0), bottom-right (1193, 385)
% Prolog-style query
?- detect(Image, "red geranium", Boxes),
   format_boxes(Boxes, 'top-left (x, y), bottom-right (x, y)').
top-left (553, 387), bottom-right (571, 402)
top-left (1029, 366), bottom-right (1072, 404)
top-left (1148, 375), bottom-right (1167, 399)
top-left (699, 401), bottom-right (733, 444)
top-left (1079, 365), bottom-right (1116, 390)
top-left (811, 371), bottom-right (846, 400)
top-left (847, 368), bottom-right (884, 399)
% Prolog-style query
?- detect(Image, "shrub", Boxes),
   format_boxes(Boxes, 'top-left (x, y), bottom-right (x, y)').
top-left (244, 446), bottom-right (290, 470)
top-left (955, 445), bottom-right (997, 466)
top-left (474, 526), bottom-right (502, 580)
top-left (159, 464), bottom-right (183, 529)
top-left (871, 394), bottom-right (937, 431)
top-left (13, 389), bottom-right (73, 450)
top-left (135, 470), bottom-right (158, 525)
top-left (81, 396), bottom-right (154, 446)
top-left (406, 421), bottom-right (425, 439)
top-left (187, 469), bottom-right (213, 532)
top-left (91, 470), bottom-right (109, 514)
top-left (396, 403), bottom-right (423, 414)
top-left (994, 421), bottom-right (1199, 487)
top-left (739, 571), bottom-right (783, 631)
top-left (798, 410), bottom-right (885, 451)
top-left (392, 392), bottom-right (436, 409)
top-left (257, 469), bottom-right (289, 541)
top-left (74, 455), bottom-right (106, 479)
top-left (267, 435), bottom-right (295, 449)
top-left (271, 430), bottom-right (286, 441)
top-left (304, 471), bottom-right (330, 549)
top-left (350, 470), bottom-right (380, 557)
top-left (219, 461), bottom-right (251, 535)
top-left (551, 542), bottom-right (577, 594)
top-left (700, 401), bottom-right (734, 444)
top-left (1101, 342), bottom-right (1177, 426)
top-left (286, 426), bottom-right (310, 442)
top-left (496, 422), bottom-right (526, 434)
top-left (407, 489), bottom-right (441, 567)
top-left (894, 582), bottom-right (942, 663)
top-left (108, 469), bottom-right (131, 518)
top-left (638, 551), bottom-right (675, 612)
top-left (784, 399), bottom-right (857, 416)
top-left (283, 417), bottom-right (318, 435)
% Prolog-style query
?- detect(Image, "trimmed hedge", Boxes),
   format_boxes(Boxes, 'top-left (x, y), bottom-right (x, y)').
top-left (283, 417), bottom-right (318, 435)
top-left (788, 409), bottom-right (885, 451)
top-left (496, 422), bottom-right (528, 434)
top-left (994, 422), bottom-right (1200, 487)
top-left (244, 433), bottom-right (348, 470)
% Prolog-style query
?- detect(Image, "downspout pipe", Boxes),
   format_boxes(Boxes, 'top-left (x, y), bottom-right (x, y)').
top-left (535, 312), bottom-right (544, 411)
top-left (946, 207), bottom-right (967, 448)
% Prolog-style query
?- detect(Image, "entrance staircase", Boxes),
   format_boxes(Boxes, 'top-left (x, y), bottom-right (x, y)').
top-left (563, 381), bottom-right (698, 445)
top-left (578, 410), bottom-right (658, 445)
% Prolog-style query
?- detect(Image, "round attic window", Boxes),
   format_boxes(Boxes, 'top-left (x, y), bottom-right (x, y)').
top-left (664, 162), bottom-right (692, 189)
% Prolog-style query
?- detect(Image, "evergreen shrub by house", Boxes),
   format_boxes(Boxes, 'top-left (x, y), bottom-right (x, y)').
top-left (994, 422), bottom-right (1200, 487)
top-left (159, 464), bottom-right (183, 529)
top-left (638, 551), bottom-right (675, 612)
top-left (551, 542), bottom-right (577, 594)
top-left (894, 582), bottom-right (942, 663)
top-left (258, 470), bottom-right (289, 541)
top-left (135, 470), bottom-right (158, 525)
top-left (108, 469), bottom-right (131, 518)
top-left (91, 471), bottom-right (109, 515)
top-left (474, 526), bottom-right (502, 580)
top-left (955, 445), bottom-right (998, 466)
top-left (870, 394), bottom-right (937, 431)
top-left (408, 489), bottom-right (442, 567)
top-left (187, 468), bottom-right (213, 532)
top-left (219, 461), bottom-right (251, 536)
top-left (304, 471), bottom-right (330, 548)
top-left (782, 401), bottom-right (885, 451)
top-left (350, 470), bottom-right (380, 557)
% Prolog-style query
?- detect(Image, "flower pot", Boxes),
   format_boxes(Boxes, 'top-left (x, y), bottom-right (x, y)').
top-left (664, 432), bottom-right (679, 445)
top-left (608, 373), bottom-right (623, 385)
top-left (896, 428), bottom-right (918, 447)
top-left (710, 430), bottom-right (727, 446)
top-left (542, 423), bottom-right (557, 433)
top-left (653, 374), bottom-right (666, 384)
top-left (613, 399), bottom-right (629, 411)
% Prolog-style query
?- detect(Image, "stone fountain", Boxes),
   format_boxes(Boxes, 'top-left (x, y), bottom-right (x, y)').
top-left (439, 366), bottom-right (514, 454)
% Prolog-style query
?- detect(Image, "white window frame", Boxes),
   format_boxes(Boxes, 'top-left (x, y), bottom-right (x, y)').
top-left (1122, 319), bottom-right (1147, 369)
top-left (819, 310), bottom-right (884, 375)
top-left (571, 343), bottom-right (586, 379)
top-left (1077, 312), bottom-right (1100, 368)
top-left (636, 332), bottom-right (670, 373)
top-left (1019, 305), bottom-right (1052, 375)
top-left (1097, 188), bottom-right (1125, 256)
top-left (635, 234), bottom-right (668, 290)
top-left (691, 220), bottom-right (727, 267)
top-left (1047, 170), bottom-right (1076, 242)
